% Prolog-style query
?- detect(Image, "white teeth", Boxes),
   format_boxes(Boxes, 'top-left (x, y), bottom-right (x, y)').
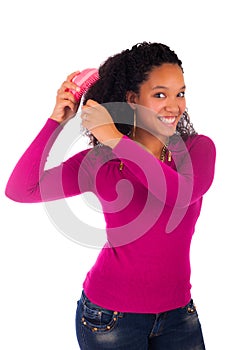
top-left (159, 117), bottom-right (176, 124)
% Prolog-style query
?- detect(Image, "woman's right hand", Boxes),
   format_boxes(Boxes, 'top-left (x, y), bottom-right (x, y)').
top-left (50, 71), bottom-right (81, 124)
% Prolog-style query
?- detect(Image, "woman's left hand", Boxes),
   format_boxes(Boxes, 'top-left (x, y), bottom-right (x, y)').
top-left (81, 99), bottom-right (123, 148)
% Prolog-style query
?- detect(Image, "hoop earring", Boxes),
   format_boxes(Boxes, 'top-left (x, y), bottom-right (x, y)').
top-left (133, 110), bottom-right (136, 139)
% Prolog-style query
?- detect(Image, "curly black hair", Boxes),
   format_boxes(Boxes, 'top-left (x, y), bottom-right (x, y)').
top-left (83, 42), bottom-right (197, 146)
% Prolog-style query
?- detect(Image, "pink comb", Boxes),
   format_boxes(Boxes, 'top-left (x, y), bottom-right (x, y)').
top-left (70, 68), bottom-right (99, 101)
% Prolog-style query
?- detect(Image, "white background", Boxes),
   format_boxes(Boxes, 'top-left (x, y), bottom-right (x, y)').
top-left (1, 0), bottom-right (232, 349)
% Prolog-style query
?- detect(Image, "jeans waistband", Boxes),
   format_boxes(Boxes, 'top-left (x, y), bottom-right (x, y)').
top-left (80, 290), bottom-right (192, 315)
top-left (80, 290), bottom-right (124, 316)
top-left (81, 290), bottom-right (89, 304)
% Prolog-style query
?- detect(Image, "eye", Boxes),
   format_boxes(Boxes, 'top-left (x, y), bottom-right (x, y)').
top-left (154, 92), bottom-right (166, 98)
top-left (177, 91), bottom-right (185, 98)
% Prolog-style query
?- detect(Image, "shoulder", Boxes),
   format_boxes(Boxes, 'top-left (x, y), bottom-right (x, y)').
top-left (185, 134), bottom-right (216, 155)
top-left (169, 134), bottom-right (216, 168)
top-left (70, 144), bottom-right (115, 166)
top-left (170, 133), bottom-right (215, 151)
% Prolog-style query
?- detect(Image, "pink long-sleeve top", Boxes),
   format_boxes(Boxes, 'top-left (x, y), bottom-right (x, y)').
top-left (5, 118), bottom-right (216, 313)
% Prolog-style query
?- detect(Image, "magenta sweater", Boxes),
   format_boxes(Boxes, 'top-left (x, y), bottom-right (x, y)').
top-left (5, 119), bottom-right (216, 313)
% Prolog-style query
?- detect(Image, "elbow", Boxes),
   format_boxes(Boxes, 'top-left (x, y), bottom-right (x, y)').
top-left (5, 174), bottom-right (25, 202)
top-left (5, 183), bottom-right (36, 203)
top-left (5, 185), bottom-right (26, 203)
top-left (5, 190), bottom-right (22, 203)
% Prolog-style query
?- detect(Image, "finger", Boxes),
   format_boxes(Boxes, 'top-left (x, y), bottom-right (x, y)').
top-left (81, 117), bottom-right (90, 130)
top-left (57, 91), bottom-right (78, 104)
top-left (67, 71), bottom-right (80, 82)
top-left (81, 105), bottom-right (90, 113)
top-left (60, 80), bottom-right (80, 93)
top-left (57, 99), bottom-right (77, 112)
top-left (81, 105), bottom-right (94, 116)
top-left (85, 99), bottom-right (100, 108)
top-left (81, 101), bottom-right (101, 115)
top-left (81, 113), bottom-right (89, 122)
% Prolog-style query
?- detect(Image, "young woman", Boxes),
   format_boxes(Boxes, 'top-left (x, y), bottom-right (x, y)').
top-left (5, 42), bottom-right (216, 349)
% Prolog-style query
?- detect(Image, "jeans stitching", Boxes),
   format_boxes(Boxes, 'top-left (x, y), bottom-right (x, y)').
top-left (80, 293), bottom-right (123, 333)
top-left (149, 312), bottom-right (168, 338)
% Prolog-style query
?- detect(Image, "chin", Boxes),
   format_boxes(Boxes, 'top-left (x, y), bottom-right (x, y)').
top-left (162, 129), bottom-right (177, 138)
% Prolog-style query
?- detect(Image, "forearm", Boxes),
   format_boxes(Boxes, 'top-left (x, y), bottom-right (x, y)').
top-left (5, 119), bottom-right (62, 202)
top-left (112, 135), bottom-right (216, 208)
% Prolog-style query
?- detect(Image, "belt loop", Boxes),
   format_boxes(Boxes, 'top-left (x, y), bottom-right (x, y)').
top-left (81, 290), bottom-right (87, 305)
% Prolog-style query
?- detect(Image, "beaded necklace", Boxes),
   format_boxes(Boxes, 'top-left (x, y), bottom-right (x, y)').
top-left (160, 143), bottom-right (172, 162)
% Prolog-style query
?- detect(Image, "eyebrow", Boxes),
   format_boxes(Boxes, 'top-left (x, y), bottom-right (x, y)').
top-left (152, 85), bottom-right (186, 90)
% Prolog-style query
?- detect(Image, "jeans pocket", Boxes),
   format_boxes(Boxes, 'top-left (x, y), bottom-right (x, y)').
top-left (81, 299), bottom-right (122, 333)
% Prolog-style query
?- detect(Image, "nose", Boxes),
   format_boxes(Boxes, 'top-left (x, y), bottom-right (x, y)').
top-left (164, 98), bottom-right (180, 114)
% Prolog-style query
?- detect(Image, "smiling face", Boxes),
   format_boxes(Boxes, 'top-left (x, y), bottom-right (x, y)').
top-left (128, 63), bottom-right (186, 142)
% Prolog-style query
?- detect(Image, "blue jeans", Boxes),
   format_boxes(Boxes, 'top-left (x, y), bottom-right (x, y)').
top-left (75, 291), bottom-right (206, 350)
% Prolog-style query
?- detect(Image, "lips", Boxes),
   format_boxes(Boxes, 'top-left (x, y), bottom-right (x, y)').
top-left (158, 116), bottom-right (176, 125)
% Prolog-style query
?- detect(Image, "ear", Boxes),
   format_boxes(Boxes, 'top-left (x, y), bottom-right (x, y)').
top-left (126, 91), bottom-right (138, 109)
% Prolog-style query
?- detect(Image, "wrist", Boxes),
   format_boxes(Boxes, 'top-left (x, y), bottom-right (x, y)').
top-left (50, 115), bottom-right (63, 124)
top-left (100, 125), bottom-right (123, 148)
top-left (49, 115), bottom-right (71, 126)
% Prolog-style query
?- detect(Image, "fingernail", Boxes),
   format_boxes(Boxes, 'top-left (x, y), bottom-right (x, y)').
top-left (76, 86), bottom-right (81, 92)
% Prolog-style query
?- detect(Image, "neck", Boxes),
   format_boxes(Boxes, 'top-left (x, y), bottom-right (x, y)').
top-left (132, 128), bottom-right (168, 159)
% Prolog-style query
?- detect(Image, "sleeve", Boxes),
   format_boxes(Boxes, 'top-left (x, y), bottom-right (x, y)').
top-left (5, 119), bottom-right (93, 203)
top-left (112, 135), bottom-right (216, 208)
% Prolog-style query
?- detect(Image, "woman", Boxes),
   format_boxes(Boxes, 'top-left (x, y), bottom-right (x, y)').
top-left (5, 42), bottom-right (216, 349)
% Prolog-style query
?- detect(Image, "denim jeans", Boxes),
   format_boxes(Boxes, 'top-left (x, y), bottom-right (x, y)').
top-left (75, 291), bottom-right (206, 350)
